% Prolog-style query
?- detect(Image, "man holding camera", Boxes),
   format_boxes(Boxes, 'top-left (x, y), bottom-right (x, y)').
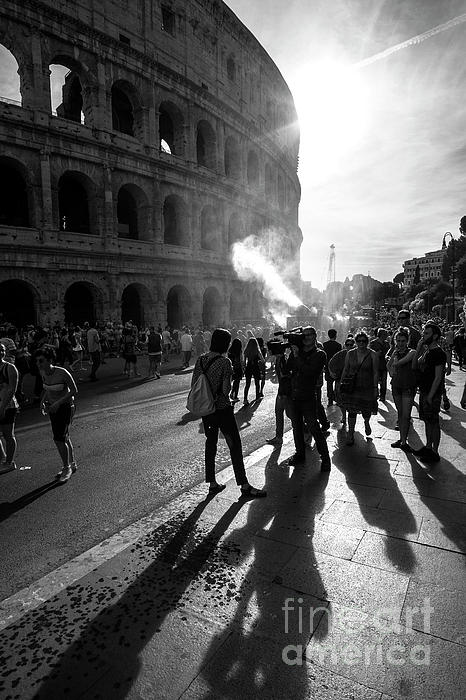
top-left (286, 326), bottom-right (331, 472)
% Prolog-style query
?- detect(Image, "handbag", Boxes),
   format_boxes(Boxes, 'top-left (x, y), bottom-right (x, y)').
top-left (340, 353), bottom-right (369, 395)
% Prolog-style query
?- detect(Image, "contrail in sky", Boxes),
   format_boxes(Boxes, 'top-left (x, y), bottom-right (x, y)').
top-left (353, 11), bottom-right (466, 68)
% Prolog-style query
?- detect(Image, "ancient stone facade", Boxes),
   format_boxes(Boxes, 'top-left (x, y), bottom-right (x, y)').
top-left (0, 0), bottom-right (301, 329)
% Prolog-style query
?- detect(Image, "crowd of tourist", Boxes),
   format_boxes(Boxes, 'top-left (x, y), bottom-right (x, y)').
top-left (0, 309), bottom-right (465, 488)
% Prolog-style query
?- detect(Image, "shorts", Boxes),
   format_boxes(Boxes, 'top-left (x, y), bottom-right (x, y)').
top-left (49, 403), bottom-right (74, 441)
top-left (0, 407), bottom-right (19, 426)
top-left (391, 386), bottom-right (416, 399)
top-left (418, 392), bottom-right (441, 423)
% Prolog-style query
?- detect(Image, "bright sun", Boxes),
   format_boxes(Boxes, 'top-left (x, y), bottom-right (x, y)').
top-left (290, 60), bottom-right (371, 183)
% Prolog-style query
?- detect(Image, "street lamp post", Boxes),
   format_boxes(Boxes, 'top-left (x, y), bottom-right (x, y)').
top-left (442, 231), bottom-right (455, 322)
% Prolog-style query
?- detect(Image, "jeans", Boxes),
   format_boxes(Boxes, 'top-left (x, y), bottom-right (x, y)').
top-left (90, 350), bottom-right (101, 379)
top-left (326, 376), bottom-right (335, 403)
top-left (202, 406), bottom-right (248, 485)
top-left (274, 393), bottom-right (290, 438)
top-left (288, 396), bottom-right (330, 459)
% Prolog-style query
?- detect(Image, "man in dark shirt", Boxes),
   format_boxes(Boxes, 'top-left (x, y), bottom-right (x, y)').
top-left (412, 321), bottom-right (447, 463)
top-left (286, 326), bottom-right (331, 471)
top-left (396, 310), bottom-right (421, 349)
top-left (369, 328), bottom-right (390, 401)
top-left (323, 329), bottom-right (342, 406)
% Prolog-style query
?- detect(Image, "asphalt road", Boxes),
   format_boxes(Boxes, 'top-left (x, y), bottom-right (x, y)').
top-left (0, 363), bottom-right (281, 601)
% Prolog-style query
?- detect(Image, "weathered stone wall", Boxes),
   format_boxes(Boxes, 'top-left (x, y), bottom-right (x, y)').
top-left (0, 0), bottom-right (301, 328)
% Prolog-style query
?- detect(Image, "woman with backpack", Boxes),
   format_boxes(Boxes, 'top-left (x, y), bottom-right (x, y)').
top-left (191, 328), bottom-right (266, 498)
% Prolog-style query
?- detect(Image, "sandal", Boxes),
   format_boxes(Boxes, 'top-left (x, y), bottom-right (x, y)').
top-left (208, 483), bottom-right (226, 494)
top-left (240, 485), bottom-right (267, 498)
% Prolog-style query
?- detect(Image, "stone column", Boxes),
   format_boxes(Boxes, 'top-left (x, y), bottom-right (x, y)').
top-left (216, 117), bottom-right (225, 174)
top-left (39, 149), bottom-right (54, 232)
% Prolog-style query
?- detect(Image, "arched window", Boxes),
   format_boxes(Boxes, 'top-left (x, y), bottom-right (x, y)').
top-left (158, 101), bottom-right (184, 155)
top-left (0, 159), bottom-right (29, 227)
top-left (196, 120), bottom-right (216, 169)
top-left (112, 85), bottom-right (134, 136)
top-left (49, 59), bottom-right (89, 124)
top-left (227, 56), bottom-right (236, 82)
top-left (117, 187), bottom-right (138, 239)
top-left (0, 45), bottom-right (21, 106)
top-left (163, 195), bottom-right (189, 246)
top-left (58, 174), bottom-right (91, 234)
top-left (224, 136), bottom-right (241, 179)
top-left (247, 150), bottom-right (259, 187)
top-left (201, 205), bottom-right (220, 251)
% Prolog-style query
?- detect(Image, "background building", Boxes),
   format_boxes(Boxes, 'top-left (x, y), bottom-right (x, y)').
top-left (403, 248), bottom-right (446, 288)
top-left (0, 0), bottom-right (301, 329)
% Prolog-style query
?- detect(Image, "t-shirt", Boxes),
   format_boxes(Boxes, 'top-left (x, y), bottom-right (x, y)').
top-left (323, 339), bottom-right (342, 364)
top-left (147, 333), bottom-right (162, 354)
top-left (418, 346), bottom-right (446, 395)
top-left (180, 333), bottom-right (193, 351)
top-left (87, 328), bottom-right (101, 353)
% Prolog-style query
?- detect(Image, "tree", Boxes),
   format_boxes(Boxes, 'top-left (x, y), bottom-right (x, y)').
top-left (393, 272), bottom-right (404, 285)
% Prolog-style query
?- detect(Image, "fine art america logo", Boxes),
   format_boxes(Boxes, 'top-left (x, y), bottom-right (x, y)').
top-left (281, 597), bottom-right (433, 666)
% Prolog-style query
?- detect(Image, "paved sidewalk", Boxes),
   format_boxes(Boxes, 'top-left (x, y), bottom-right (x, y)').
top-left (0, 371), bottom-right (465, 699)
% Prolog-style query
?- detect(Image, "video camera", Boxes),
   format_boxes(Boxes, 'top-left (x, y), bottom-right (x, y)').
top-left (266, 326), bottom-right (306, 355)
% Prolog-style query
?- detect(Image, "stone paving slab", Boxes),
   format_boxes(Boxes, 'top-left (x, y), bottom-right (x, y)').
top-left (378, 490), bottom-right (466, 523)
top-left (305, 601), bottom-right (466, 700)
top-left (417, 516), bottom-right (466, 553)
top-left (279, 549), bottom-right (409, 618)
top-left (352, 531), bottom-right (466, 589)
top-left (321, 500), bottom-right (421, 540)
top-left (180, 631), bottom-right (384, 700)
top-left (401, 579), bottom-right (466, 645)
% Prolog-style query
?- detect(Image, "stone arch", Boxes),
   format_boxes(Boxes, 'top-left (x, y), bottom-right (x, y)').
top-left (224, 136), bottom-right (241, 179)
top-left (163, 194), bottom-right (189, 246)
top-left (196, 119), bottom-right (217, 170)
top-left (64, 281), bottom-right (103, 325)
top-left (247, 149), bottom-right (259, 187)
top-left (0, 156), bottom-right (31, 227)
top-left (111, 80), bottom-right (142, 138)
top-left (117, 183), bottom-right (150, 241)
top-left (158, 100), bottom-right (184, 155)
top-left (228, 212), bottom-right (243, 248)
top-left (58, 171), bottom-right (95, 234)
top-left (167, 285), bottom-right (192, 328)
top-left (0, 44), bottom-right (21, 105)
top-left (202, 286), bottom-right (223, 328)
top-left (49, 54), bottom-right (94, 125)
top-left (200, 205), bottom-right (220, 251)
top-left (0, 279), bottom-right (39, 328)
top-left (121, 283), bottom-right (152, 328)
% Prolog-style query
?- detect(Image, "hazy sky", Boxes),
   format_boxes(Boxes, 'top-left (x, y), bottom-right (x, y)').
top-left (226, 0), bottom-right (466, 288)
top-left (1, 1), bottom-right (465, 289)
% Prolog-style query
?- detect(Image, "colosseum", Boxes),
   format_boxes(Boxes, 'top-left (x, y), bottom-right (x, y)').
top-left (0, 0), bottom-right (301, 330)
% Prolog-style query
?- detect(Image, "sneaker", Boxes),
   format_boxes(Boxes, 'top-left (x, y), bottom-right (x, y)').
top-left (57, 465), bottom-right (72, 483)
top-left (400, 444), bottom-right (412, 453)
top-left (70, 461), bottom-right (78, 474)
top-left (287, 453), bottom-right (305, 466)
top-left (0, 462), bottom-right (16, 475)
top-left (266, 436), bottom-right (283, 445)
top-left (391, 440), bottom-right (402, 448)
top-left (443, 399), bottom-right (450, 411)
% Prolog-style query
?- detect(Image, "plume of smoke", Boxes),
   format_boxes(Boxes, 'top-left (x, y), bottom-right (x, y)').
top-left (353, 12), bottom-right (466, 69)
top-left (231, 234), bottom-right (303, 323)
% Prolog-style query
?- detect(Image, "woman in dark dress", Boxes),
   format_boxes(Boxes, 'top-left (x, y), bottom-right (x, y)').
top-left (340, 331), bottom-right (379, 445)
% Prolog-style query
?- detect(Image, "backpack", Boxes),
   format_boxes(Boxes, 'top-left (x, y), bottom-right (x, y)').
top-left (186, 355), bottom-right (222, 417)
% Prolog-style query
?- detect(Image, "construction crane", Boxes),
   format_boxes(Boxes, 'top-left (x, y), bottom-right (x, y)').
top-left (327, 244), bottom-right (336, 287)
